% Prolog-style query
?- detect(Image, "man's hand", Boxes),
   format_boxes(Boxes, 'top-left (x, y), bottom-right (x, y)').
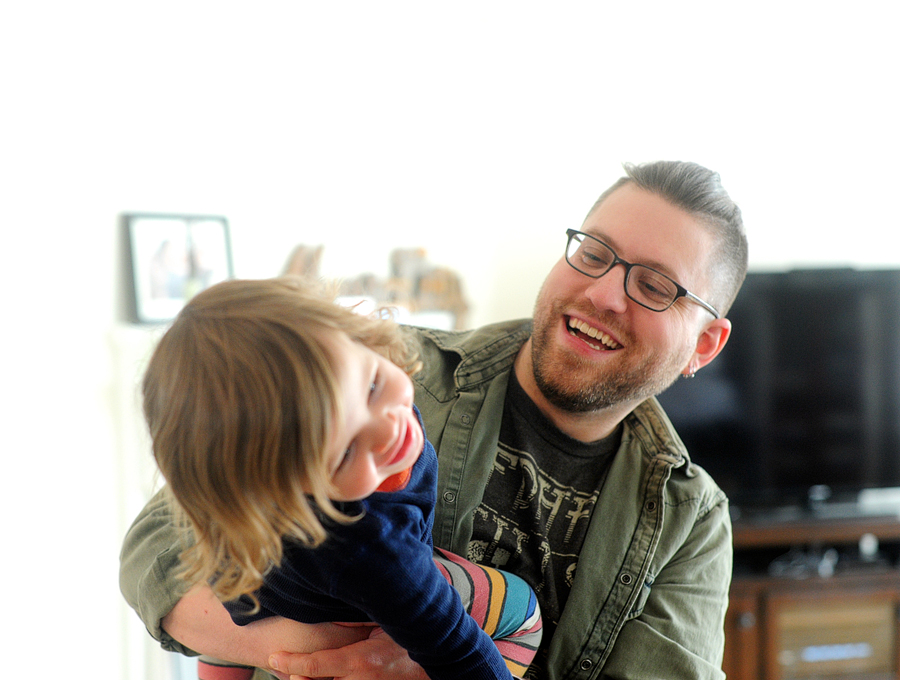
top-left (268, 627), bottom-right (428, 680)
top-left (161, 584), bottom-right (371, 673)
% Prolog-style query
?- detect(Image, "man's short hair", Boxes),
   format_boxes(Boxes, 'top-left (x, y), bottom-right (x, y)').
top-left (588, 161), bottom-right (749, 315)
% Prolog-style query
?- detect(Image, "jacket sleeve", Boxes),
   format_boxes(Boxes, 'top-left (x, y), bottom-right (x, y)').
top-left (598, 494), bottom-right (731, 680)
top-left (119, 489), bottom-right (197, 656)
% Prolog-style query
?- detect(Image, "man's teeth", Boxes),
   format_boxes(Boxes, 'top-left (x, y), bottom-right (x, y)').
top-left (568, 318), bottom-right (621, 350)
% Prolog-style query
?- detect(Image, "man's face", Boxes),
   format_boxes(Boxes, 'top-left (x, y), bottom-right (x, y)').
top-left (529, 183), bottom-right (717, 413)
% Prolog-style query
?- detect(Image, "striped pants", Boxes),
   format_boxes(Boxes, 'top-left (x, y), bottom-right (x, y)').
top-left (198, 547), bottom-right (542, 679)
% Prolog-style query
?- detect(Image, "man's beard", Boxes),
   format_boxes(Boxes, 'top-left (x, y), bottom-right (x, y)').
top-left (530, 304), bottom-right (686, 414)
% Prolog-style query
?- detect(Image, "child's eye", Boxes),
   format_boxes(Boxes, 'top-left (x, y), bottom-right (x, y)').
top-left (335, 445), bottom-right (353, 474)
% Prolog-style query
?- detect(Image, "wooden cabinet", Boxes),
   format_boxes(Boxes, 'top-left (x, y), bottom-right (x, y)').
top-left (724, 515), bottom-right (900, 680)
top-left (725, 588), bottom-right (762, 679)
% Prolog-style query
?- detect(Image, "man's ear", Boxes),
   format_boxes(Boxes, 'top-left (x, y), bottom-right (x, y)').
top-left (687, 318), bottom-right (732, 374)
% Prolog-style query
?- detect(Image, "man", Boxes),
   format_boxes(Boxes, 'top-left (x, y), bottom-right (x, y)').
top-left (121, 160), bottom-right (748, 679)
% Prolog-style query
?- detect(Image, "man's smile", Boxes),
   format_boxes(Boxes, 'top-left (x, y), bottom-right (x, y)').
top-left (566, 316), bottom-right (622, 351)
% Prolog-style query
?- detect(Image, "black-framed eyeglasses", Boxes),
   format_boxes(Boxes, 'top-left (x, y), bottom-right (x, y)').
top-left (564, 229), bottom-right (721, 319)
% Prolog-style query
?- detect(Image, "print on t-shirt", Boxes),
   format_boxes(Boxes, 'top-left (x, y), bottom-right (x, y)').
top-left (469, 443), bottom-right (600, 631)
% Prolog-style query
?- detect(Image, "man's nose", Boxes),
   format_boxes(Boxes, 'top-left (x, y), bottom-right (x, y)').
top-left (585, 264), bottom-right (629, 313)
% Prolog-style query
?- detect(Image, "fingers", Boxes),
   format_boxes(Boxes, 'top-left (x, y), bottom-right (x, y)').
top-left (268, 650), bottom-right (343, 679)
top-left (268, 636), bottom-right (424, 680)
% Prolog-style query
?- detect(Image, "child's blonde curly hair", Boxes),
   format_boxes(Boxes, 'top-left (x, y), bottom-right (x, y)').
top-left (142, 276), bottom-right (421, 604)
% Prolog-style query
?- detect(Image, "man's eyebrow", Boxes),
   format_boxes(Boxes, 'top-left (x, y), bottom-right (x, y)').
top-left (584, 229), bottom-right (681, 280)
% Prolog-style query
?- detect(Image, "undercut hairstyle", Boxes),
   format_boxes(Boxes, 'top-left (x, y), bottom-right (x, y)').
top-left (142, 276), bottom-right (421, 604)
top-left (587, 160), bottom-right (749, 315)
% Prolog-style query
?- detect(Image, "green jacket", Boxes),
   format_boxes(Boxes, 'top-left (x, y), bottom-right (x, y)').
top-left (119, 319), bottom-right (732, 680)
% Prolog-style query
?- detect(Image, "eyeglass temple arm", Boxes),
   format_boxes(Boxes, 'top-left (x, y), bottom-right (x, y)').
top-left (684, 291), bottom-right (720, 319)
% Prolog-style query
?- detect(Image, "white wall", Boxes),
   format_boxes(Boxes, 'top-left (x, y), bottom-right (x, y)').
top-left (2, 1), bottom-right (898, 676)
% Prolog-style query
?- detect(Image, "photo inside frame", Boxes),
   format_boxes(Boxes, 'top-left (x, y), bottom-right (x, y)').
top-left (125, 214), bottom-right (233, 323)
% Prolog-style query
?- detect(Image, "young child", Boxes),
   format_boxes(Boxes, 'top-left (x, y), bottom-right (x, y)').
top-left (142, 277), bottom-right (542, 680)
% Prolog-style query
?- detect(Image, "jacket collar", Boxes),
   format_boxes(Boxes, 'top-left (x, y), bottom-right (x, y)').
top-left (416, 319), bottom-right (532, 391)
top-left (626, 397), bottom-right (692, 471)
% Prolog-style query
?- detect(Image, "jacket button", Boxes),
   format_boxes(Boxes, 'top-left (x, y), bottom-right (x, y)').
top-left (443, 491), bottom-right (456, 503)
top-left (646, 500), bottom-right (657, 512)
top-left (620, 573), bottom-right (633, 585)
top-left (461, 414), bottom-right (471, 424)
top-left (580, 658), bottom-right (593, 671)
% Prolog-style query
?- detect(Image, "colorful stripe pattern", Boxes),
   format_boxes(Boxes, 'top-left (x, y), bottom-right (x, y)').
top-left (434, 547), bottom-right (542, 678)
top-left (197, 657), bottom-right (254, 680)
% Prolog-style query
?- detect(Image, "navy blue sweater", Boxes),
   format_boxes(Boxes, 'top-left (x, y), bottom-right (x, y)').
top-left (226, 409), bottom-right (512, 680)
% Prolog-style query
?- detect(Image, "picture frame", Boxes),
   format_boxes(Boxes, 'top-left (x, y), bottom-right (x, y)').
top-left (124, 213), bottom-right (234, 323)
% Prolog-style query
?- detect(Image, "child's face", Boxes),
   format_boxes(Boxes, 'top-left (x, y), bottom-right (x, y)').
top-left (325, 331), bottom-right (424, 501)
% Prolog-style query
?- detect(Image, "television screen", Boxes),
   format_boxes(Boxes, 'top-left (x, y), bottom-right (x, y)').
top-left (657, 268), bottom-right (900, 518)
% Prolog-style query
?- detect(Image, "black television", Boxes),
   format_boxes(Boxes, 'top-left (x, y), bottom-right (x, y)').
top-left (657, 267), bottom-right (900, 520)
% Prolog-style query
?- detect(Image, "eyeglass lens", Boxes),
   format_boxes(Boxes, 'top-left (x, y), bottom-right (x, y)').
top-left (566, 233), bottom-right (679, 311)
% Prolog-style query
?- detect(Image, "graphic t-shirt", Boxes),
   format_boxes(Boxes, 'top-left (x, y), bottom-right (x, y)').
top-left (468, 371), bottom-right (620, 677)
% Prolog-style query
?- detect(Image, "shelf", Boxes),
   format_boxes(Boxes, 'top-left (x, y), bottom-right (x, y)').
top-left (733, 514), bottom-right (900, 549)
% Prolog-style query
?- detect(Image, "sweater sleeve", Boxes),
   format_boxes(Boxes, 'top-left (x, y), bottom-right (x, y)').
top-left (253, 503), bottom-right (513, 680)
